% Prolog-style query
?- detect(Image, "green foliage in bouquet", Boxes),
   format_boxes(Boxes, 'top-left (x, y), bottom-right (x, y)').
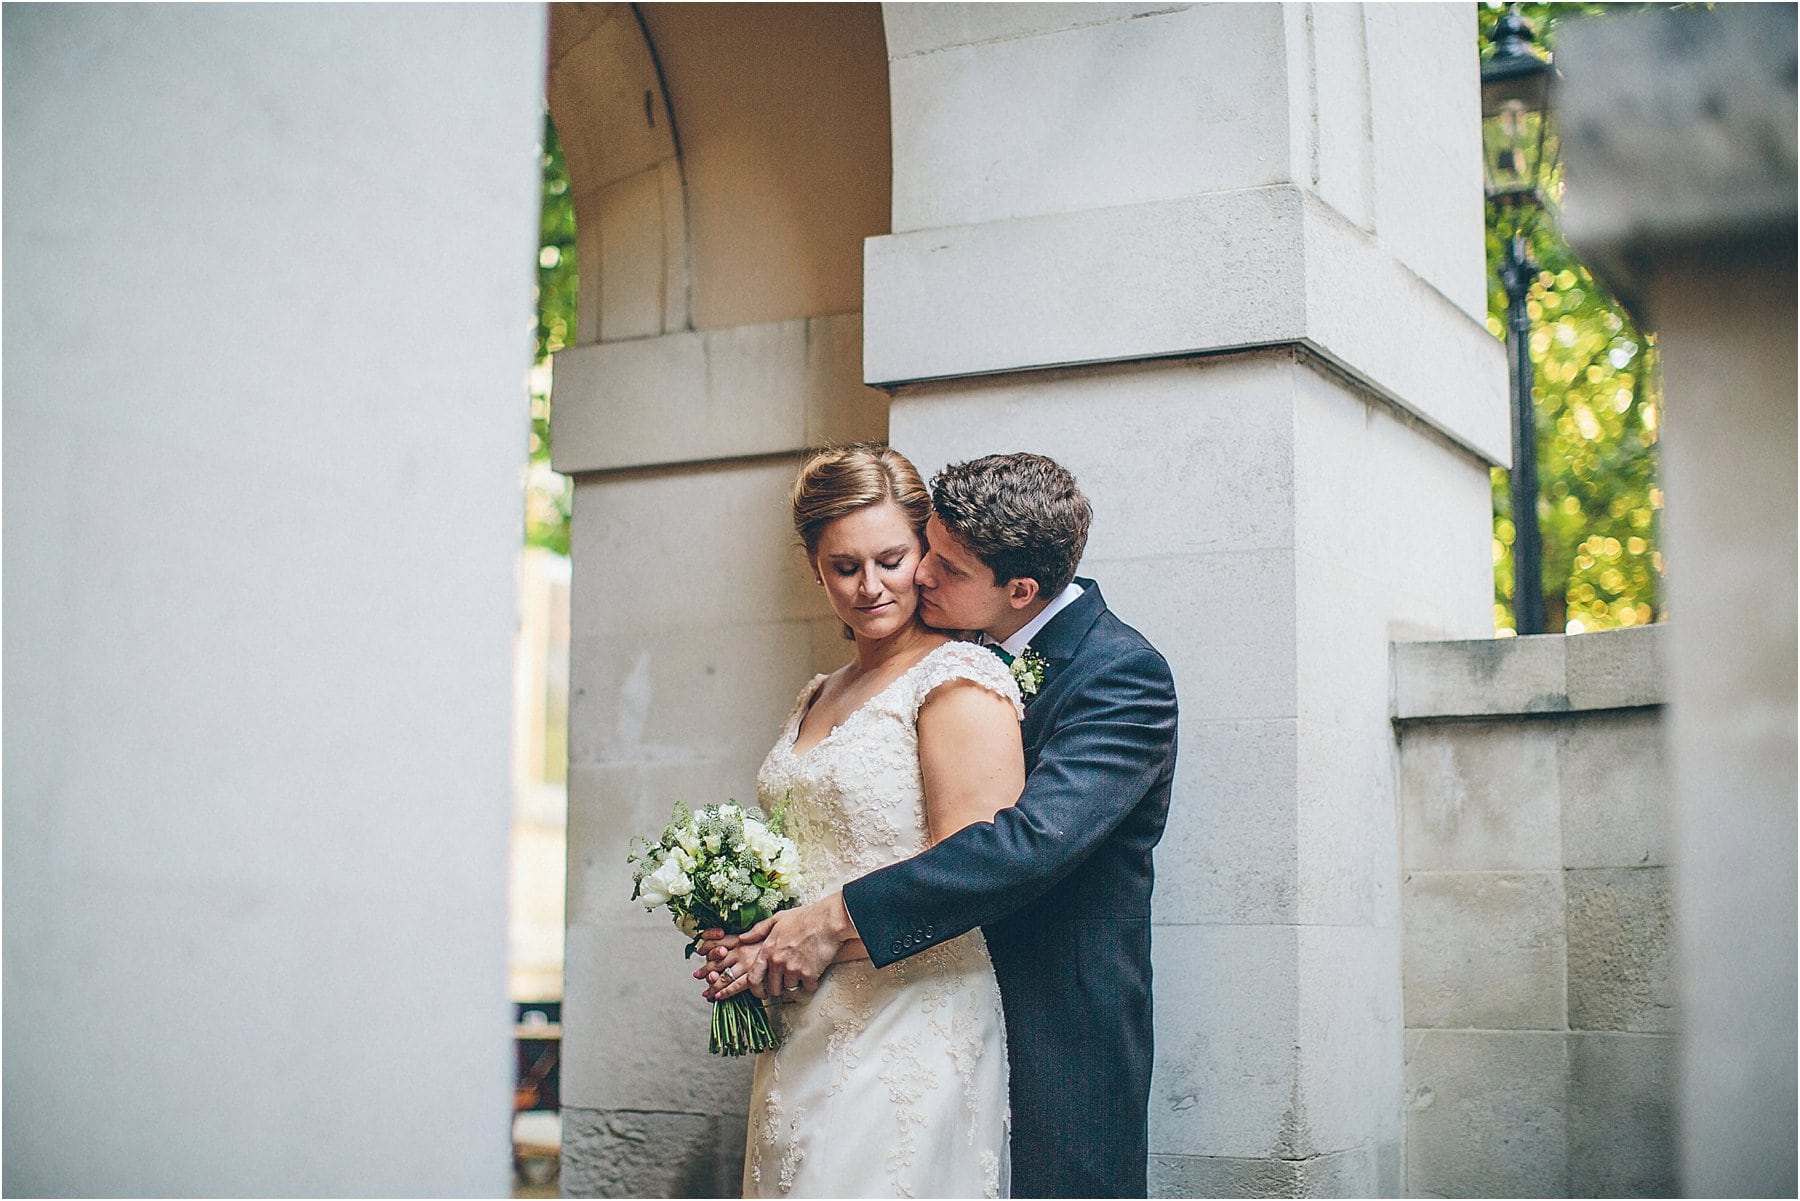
top-left (629, 800), bottom-right (801, 1055)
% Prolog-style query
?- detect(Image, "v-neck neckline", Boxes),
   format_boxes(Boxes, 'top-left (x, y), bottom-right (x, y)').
top-left (786, 645), bottom-right (945, 759)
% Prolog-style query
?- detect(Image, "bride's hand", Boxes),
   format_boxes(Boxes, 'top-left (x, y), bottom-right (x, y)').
top-left (694, 915), bottom-right (775, 962)
top-left (693, 931), bottom-right (739, 961)
top-left (698, 944), bottom-right (763, 1001)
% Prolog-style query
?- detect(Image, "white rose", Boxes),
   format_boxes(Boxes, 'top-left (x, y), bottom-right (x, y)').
top-left (674, 826), bottom-right (701, 855)
top-left (703, 833), bottom-right (723, 854)
top-left (673, 847), bottom-right (696, 873)
top-left (741, 819), bottom-right (785, 868)
top-left (638, 856), bottom-right (691, 907)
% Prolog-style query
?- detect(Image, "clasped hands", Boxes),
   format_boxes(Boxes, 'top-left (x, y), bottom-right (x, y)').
top-left (693, 891), bottom-right (858, 1002)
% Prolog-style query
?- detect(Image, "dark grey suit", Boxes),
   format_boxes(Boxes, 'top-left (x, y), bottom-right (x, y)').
top-left (842, 580), bottom-right (1179, 1198)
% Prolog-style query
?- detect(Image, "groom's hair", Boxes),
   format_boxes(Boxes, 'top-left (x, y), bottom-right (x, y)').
top-left (931, 453), bottom-right (1091, 596)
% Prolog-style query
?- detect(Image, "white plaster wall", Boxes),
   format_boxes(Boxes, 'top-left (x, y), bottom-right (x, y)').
top-left (1, 6), bottom-right (546, 1195)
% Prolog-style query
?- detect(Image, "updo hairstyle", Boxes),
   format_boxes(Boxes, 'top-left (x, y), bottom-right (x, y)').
top-left (790, 443), bottom-right (932, 557)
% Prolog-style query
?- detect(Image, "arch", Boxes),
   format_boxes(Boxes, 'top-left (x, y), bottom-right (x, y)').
top-left (548, 2), bottom-right (890, 342)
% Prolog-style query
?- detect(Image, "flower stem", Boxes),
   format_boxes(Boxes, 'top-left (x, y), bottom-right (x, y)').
top-left (709, 994), bottom-right (780, 1056)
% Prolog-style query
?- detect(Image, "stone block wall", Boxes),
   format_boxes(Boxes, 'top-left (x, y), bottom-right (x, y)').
top-left (1394, 626), bottom-right (1675, 1197)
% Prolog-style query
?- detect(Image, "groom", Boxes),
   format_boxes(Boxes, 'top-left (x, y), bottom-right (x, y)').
top-left (711, 452), bottom-right (1178, 1199)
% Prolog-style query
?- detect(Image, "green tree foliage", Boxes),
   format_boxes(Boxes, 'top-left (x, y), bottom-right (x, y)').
top-left (528, 114), bottom-right (577, 556)
top-left (1481, 2), bottom-right (1664, 633)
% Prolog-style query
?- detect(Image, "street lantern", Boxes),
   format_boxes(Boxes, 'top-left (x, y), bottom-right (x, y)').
top-left (1481, 5), bottom-right (1555, 213)
top-left (1482, 4), bottom-right (1556, 635)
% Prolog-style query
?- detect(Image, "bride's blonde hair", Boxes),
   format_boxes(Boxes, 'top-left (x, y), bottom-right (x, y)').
top-left (791, 443), bottom-right (932, 555)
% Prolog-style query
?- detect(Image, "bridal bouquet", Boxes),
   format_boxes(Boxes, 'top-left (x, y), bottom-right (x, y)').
top-left (629, 800), bottom-right (801, 1056)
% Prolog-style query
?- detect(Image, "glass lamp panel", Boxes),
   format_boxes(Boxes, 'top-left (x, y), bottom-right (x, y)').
top-left (1480, 61), bottom-right (1550, 120)
top-left (1483, 101), bottom-right (1547, 200)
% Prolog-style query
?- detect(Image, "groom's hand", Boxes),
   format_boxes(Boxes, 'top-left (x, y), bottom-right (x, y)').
top-left (718, 892), bottom-right (858, 1000)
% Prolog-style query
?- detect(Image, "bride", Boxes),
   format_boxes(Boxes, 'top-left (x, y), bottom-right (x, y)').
top-left (706, 443), bottom-right (1023, 1198)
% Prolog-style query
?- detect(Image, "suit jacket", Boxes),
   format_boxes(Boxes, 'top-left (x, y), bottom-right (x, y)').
top-left (842, 580), bottom-right (1179, 1199)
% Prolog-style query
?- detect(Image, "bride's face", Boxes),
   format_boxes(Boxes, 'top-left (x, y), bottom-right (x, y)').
top-left (811, 501), bottom-right (926, 641)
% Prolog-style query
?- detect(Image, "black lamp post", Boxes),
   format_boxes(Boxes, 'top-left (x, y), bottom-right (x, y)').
top-left (1482, 5), bottom-right (1555, 635)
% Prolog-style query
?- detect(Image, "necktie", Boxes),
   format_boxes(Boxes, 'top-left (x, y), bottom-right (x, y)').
top-left (986, 643), bottom-right (1014, 666)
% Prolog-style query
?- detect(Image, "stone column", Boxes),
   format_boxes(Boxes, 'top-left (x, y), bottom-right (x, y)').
top-left (1557, 8), bottom-right (1798, 1196)
top-left (865, 5), bottom-right (1505, 1194)
top-left (2, 6), bottom-right (545, 1194)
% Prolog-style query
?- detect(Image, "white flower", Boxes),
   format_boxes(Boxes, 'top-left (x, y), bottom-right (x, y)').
top-left (703, 833), bottom-right (723, 854)
top-left (720, 803), bottom-right (742, 819)
top-left (674, 825), bottom-right (702, 855)
top-left (638, 855), bottom-right (691, 907)
top-left (741, 819), bottom-right (790, 870)
top-left (1010, 647), bottom-right (1047, 698)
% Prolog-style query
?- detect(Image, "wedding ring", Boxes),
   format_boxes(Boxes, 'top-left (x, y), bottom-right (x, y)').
top-left (721, 964), bottom-right (737, 980)
top-left (784, 982), bottom-right (800, 992)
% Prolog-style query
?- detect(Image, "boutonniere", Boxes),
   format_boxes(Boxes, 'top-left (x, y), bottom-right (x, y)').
top-left (1010, 646), bottom-right (1048, 700)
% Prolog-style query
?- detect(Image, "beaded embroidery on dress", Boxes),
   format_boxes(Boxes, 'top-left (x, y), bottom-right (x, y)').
top-left (743, 640), bottom-right (1019, 1199)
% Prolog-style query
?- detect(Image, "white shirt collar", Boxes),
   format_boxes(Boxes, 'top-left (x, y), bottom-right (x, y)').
top-left (992, 581), bottom-right (1085, 657)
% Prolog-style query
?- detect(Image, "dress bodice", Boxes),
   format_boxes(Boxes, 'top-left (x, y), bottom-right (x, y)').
top-left (756, 640), bottom-right (1023, 903)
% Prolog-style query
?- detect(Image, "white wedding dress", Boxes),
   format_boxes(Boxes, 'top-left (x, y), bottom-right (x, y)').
top-left (744, 640), bottom-right (1019, 1199)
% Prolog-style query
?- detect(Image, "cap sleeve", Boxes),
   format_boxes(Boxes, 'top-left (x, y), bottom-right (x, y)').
top-left (780, 672), bottom-right (830, 736)
top-left (911, 640), bottom-right (1025, 722)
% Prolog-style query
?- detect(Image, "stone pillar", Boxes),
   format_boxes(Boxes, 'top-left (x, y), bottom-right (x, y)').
top-left (547, 6), bottom-right (892, 1194)
top-left (865, 5), bottom-right (1505, 1194)
top-left (1556, 8), bottom-right (1798, 1196)
top-left (2, 6), bottom-right (545, 1195)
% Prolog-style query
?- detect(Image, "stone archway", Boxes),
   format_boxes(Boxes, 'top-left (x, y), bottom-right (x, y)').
top-left (544, 5), bottom-right (891, 1193)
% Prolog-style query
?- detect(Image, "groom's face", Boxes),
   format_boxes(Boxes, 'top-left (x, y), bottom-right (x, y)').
top-left (915, 514), bottom-right (1016, 635)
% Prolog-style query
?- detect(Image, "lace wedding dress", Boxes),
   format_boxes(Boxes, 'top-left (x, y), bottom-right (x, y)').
top-left (744, 640), bottom-right (1019, 1199)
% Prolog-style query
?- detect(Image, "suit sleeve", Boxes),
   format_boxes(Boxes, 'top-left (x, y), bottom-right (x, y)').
top-left (843, 645), bottom-right (1177, 967)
